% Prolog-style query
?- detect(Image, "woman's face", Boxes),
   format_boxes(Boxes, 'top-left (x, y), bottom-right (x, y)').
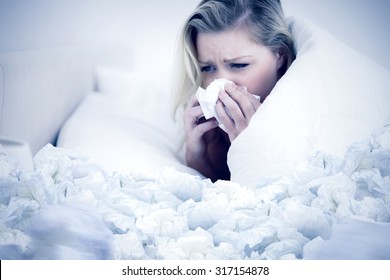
top-left (196, 27), bottom-right (285, 100)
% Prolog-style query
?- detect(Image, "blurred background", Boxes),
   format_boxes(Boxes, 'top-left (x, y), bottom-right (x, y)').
top-left (0, 0), bottom-right (389, 82)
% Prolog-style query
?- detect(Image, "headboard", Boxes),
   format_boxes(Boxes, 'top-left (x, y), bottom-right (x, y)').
top-left (0, 47), bottom-right (98, 155)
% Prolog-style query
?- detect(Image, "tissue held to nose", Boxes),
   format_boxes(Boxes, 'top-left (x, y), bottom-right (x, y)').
top-left (195, 78), bottom-right (260, 131)
top-left (195, 78), bottom-right (233, 123)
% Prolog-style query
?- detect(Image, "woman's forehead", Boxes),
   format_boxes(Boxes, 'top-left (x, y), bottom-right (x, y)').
top-left (196, 28), bottom-right (263, 61)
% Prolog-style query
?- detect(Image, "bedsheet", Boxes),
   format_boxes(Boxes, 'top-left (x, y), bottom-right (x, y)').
top-left (0, 120), bottom-right (389, 259)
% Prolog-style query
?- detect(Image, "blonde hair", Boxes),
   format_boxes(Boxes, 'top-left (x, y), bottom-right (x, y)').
top-left (172, 0), bottom-right (295, 116)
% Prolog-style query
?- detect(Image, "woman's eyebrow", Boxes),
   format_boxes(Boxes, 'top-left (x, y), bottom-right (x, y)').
top-left (198, 55), bottom-right (252, 64)
top-left (197, 59), bottom-right (212, 64)
top-left (224, 55), bottom-right (252, 63)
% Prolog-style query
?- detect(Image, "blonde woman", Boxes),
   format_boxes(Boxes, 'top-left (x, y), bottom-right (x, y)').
top-left (173, 0), bottom-right (295, 181)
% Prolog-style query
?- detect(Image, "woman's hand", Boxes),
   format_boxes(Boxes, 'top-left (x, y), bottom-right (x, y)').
top-left (183, 94), bottom-right (230, 181)
top-left (216, 83), bottom-right (261, 142)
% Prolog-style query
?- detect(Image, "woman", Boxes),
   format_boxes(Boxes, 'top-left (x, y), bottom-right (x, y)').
top-left (173, 0), bottom-right (295, 182)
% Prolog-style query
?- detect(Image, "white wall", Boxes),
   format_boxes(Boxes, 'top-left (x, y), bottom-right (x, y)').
top-left (0, 0), bottom-right (389, 72)
top-left (282, 0), bottom-right (390, 70)
top-left (0, 0), bottom-right (199, 80)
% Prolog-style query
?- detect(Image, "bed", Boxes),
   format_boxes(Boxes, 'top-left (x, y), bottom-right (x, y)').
top-left (1, 2), bottom-right (390, 260)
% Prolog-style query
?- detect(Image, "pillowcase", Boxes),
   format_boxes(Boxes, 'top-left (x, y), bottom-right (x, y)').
top-left (57, 84), bottom-right (199, 177)
top-left (94, 67), bottom-right (136, 98)
top-left (228, 17), bottom-right (390, 187)
top-left (94, 66), bottom-right (173, 101)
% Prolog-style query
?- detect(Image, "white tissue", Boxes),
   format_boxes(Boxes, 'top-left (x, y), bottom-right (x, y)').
top-left (195, 78), bottom-right (260, 131)
top-left (196, 78), bottom-right (233, 123)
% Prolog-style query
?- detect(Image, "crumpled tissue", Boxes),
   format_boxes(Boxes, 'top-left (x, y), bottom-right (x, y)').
top-left (196, 79), bottom-right (233, 123)
top-left (1, 121), bottom-right (390, 260)
top-left (195, 78), bottom-right (260, 131)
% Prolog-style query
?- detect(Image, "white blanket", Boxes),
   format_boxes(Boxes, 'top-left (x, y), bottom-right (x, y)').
top-left (228, 18), bottom-right (390, 187)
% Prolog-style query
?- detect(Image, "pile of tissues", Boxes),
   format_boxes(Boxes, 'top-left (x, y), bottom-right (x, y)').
top-left (0, 120), bottom-right (389, 259)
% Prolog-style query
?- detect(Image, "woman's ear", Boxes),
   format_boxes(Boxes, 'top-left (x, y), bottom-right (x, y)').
top-left (275, 49), bottom-right (286, 70)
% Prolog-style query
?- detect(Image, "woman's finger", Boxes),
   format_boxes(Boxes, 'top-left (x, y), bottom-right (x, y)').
top-left (224, 84), bottom-right (260, 117)
top-left (216, 84), bottom-right (262, 141)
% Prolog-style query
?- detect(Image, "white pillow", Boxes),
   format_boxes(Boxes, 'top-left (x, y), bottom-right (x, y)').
top-left (57, 86), bottom-right (199, 177)
top-left (94, 67), bottom-right (136, 98)
top-left (94, 66), bottom-right (172, 101)
top-left (228, 17), bottom-right (390, 187)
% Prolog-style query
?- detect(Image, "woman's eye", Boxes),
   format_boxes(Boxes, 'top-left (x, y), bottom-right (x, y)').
top-left (230, 63), bottom-right (249, 69)
top-left (200, 65), bottom-right (216, 73)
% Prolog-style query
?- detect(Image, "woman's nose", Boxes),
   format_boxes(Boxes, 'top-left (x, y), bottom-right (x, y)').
top-left (216, 69), bottom-right (235, 83)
